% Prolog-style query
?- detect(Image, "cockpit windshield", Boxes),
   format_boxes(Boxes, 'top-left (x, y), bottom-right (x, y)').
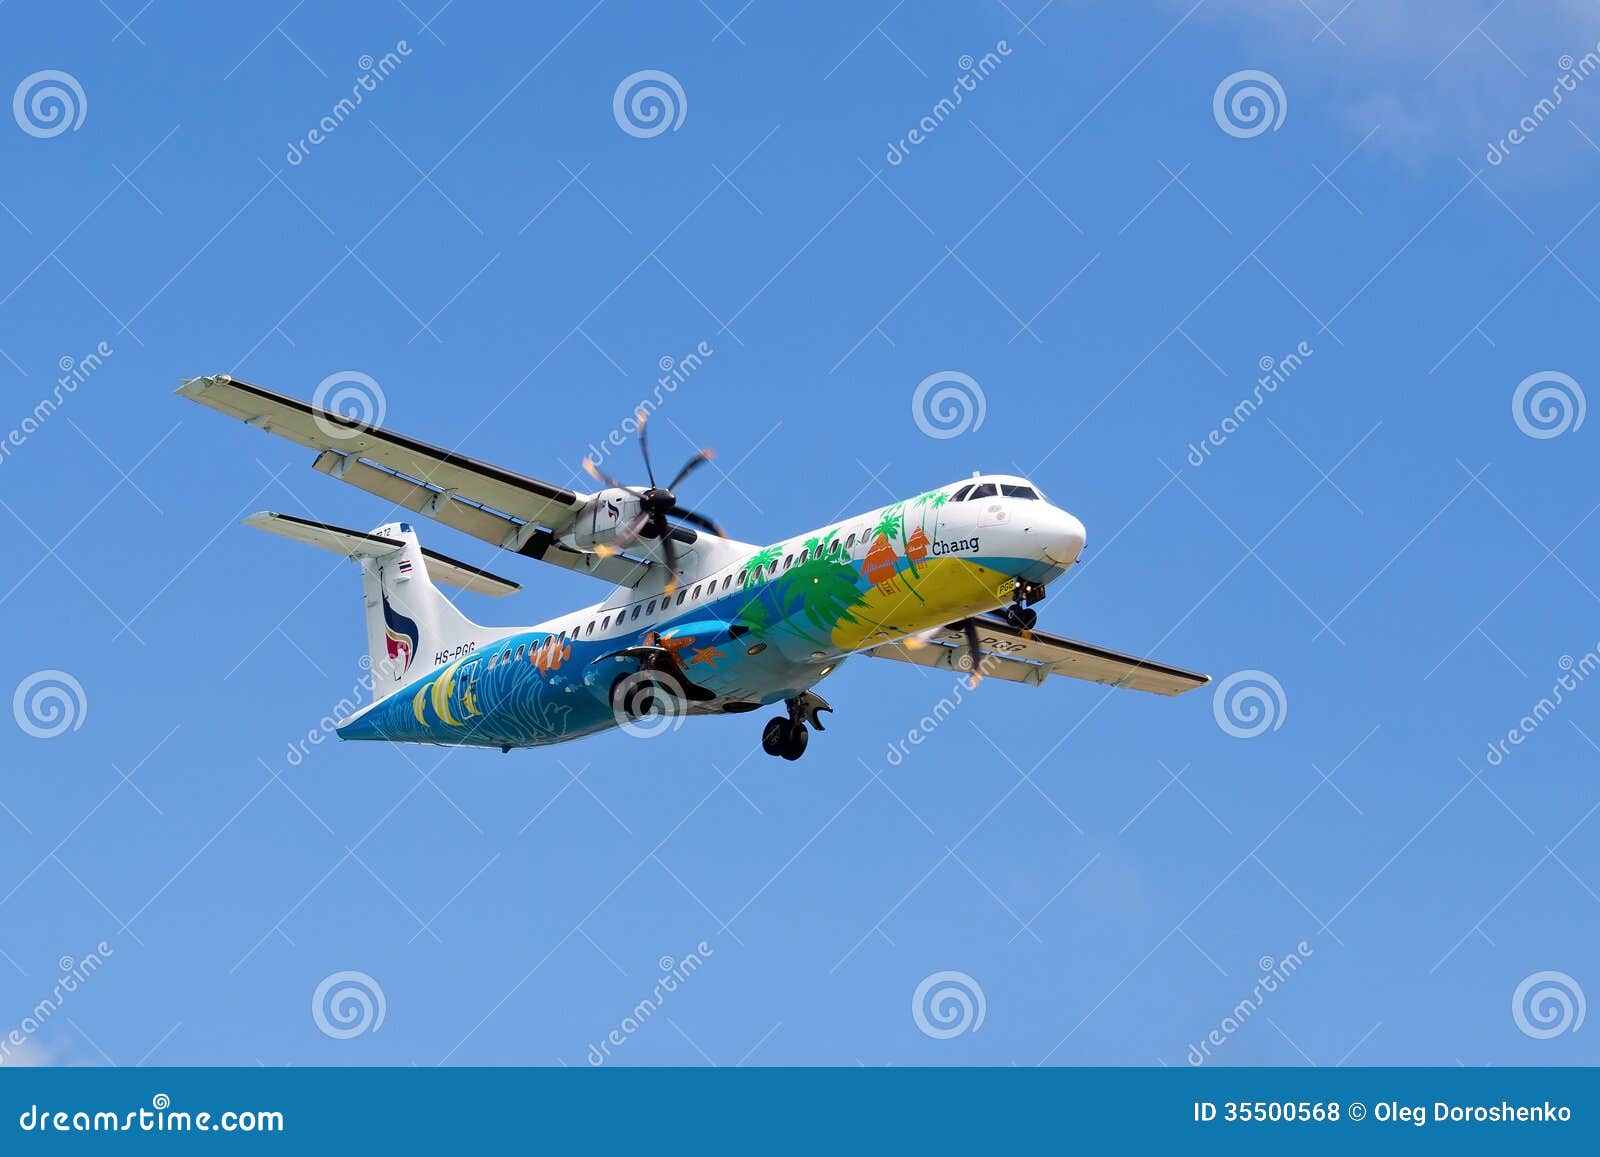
top-left (951, 480), bottom-right (1043, 501)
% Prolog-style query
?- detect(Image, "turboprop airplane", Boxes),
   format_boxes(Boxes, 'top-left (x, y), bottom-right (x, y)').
top-left (177, 374), bottom-right (1207, 760)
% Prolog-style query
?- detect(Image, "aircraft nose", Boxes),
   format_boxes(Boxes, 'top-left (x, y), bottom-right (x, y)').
top-left (1044, 508), bottom-right (1086, 566)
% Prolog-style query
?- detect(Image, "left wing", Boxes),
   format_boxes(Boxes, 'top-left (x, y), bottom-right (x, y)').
top-left (864, 614), bottom-right (1209, 696)
top-left (177, 374), bottom-right (651, 587)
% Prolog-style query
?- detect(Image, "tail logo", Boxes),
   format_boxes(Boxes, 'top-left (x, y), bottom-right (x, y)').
top-left (382, 592), bottom-right (420, 677)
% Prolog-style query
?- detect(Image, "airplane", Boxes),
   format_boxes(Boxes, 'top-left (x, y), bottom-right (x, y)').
top-left (177, 374), bottom-right (1208, 760)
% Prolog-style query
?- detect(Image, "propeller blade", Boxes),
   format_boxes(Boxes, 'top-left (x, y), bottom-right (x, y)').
top-left (659, 519), bottom-right (680, 596)
top-left (961, 620), bottom-right (986, 688)
top-left (666, 448), bottom-right (715, 492)
top-left (668, 506), bottom-right (725, 538)
top-left (582, 456), bottom-right (643, 497)
top-left (635, 408), bottom-right (657, 488)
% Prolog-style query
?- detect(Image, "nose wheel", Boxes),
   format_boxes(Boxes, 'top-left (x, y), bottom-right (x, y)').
top-left (1005, 577), bottom-right (1045, 633)
top-left (760, 691), bottom-right (832, 761)
top-left (1005, 604), bottom-right (1038, 631)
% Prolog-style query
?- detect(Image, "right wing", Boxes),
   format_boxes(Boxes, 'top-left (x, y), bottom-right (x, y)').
top-left (865, 614), bottom-right (1209, 696)
top-left (177, 374), bottom-right (650, 587)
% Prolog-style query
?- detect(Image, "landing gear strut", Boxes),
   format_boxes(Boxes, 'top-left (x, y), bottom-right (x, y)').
top-left (761, 691), bottom-right (832, 761)
top-left (1005, 578), bottom-right (1045, 632)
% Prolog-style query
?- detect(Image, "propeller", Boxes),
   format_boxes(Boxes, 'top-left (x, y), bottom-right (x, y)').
top-left (582, 409), bottom-right (724, 595)
top-left (960, 620), bottom-right (986, 688)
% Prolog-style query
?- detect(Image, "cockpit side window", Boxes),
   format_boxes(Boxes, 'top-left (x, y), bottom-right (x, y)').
top-left (1001, 484), bottom-right (1039, 500)
top-left (951, 484), bottom-right (973, 502)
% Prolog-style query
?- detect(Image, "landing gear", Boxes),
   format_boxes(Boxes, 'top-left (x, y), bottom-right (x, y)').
top-left (1005, 604), bottom-right (1038, 631)
top-left (761, 717), bottom-right (808, 761)
top-left (1005, 578), bottom-right (1045, 633)
top-left (760, 691), bottom-right (832, 761)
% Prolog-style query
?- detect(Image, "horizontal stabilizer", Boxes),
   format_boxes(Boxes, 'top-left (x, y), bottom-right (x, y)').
top-left (243, 512), bottom-right (521, 597)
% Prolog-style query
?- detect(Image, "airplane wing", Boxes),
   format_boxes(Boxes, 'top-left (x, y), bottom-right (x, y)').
top-left (243, 512), bottom-right (521, 597)
top-left (864, 614), bottom-right (1209, 696)
top-left (177, 374), bottom-right (651, 587)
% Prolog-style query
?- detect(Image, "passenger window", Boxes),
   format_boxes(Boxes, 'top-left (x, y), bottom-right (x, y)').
top-left (631, 605), bottom-right (642, 620)
top-left (585, 621), bottom-right (594, 636)
top-left (845, 533), bottom-right (856, 550)
top-left (601, 615), bottom-right (610, 629)
top-left (676, 590), bottom-right (687, 606)
top-left (692, 584), bottom-right (702, 599)
top-left (515, 644), bottom-right (526, 660)
top-left (646, 599), bottom-right (656, 614)
top-left (829, 540), bottom-right (840, 556)
top-left (723, 575), bottom-right (733, 591)
top-left (783, 554), bottom-right (793, 570)
top-left (970, 483), bottom-right (997, 499)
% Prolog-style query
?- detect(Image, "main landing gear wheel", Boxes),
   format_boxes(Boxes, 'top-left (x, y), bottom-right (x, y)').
top-left (761, 692), bottom-right (829, 761)
top-left (761, 717), bottom-right (808, 760)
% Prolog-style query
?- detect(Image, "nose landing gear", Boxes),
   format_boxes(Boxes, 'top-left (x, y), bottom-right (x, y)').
top-left (1004, 578), bottom-right (1046, 633)
top-left (760, 691), bottom-right (832, 761)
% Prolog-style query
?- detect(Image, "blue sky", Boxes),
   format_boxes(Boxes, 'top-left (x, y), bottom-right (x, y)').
top-left (1, 0), bottom-right (1598, 1067)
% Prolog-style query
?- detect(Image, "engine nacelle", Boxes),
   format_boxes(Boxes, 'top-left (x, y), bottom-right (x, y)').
top-left (559, 488), bottom-right (642, 551)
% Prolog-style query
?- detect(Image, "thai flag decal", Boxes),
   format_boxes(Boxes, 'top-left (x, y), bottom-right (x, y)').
top-left (382, 592), bottom-right (419, 676)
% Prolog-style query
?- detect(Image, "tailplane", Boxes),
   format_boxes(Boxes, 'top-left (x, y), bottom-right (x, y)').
top-left (243, 512), bottom-right (518, 700)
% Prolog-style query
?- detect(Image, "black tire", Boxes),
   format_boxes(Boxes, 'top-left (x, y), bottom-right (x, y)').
top-left (780, 724), bottom-right (809, 761)
top-left (761, 717), bottom-right (788, 756)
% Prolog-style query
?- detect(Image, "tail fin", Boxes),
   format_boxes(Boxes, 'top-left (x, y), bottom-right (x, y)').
top-left (243, 513), bottom-right (518, 700)
top-left (359, 521), bottom-right (484, 694)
